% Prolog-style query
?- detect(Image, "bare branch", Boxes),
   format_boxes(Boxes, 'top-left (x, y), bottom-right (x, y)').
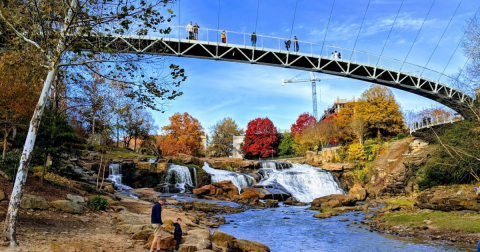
top-left (0, 10), bottom-right (46, 54)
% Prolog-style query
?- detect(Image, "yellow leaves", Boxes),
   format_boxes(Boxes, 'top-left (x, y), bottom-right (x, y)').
top-left (347, 143), bottom-right (366, 161)
top-left (159, 112), bottom-right (204, 156)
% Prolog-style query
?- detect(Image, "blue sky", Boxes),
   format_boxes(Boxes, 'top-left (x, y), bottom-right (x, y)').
top-left (149, 0), bottom-right (480, 134)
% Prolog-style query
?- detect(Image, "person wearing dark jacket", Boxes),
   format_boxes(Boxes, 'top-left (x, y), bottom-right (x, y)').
top-left (294, 36), bottom-right (299, 52)
top-left (251, 32), bottom-right (257, 47)
top-left (150, 197), bottom-right (166, 252)
top-left (285, 39), bottom-right (291, 51)
top-left (173, 218), bottom-right (183, 252)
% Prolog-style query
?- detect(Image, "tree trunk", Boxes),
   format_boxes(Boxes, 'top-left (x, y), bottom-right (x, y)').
top-left (2, 129), bottom-right (8, 160)
top-left (377, 128), bottom-right (381, 140)
top-left (2, 66), bottom-right (57, 246)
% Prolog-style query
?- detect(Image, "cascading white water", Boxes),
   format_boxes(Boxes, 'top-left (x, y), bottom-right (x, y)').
top-left (107, 163), bottom-right (138, 198)
top-left (164, 164), bottom-right (194, 193)
top-left (258, 163), bottom-right (344, 202)
top-left (202, 163), bottom-right (255, 193)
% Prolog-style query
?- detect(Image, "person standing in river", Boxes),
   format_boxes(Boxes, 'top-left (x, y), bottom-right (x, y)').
top-left (150, 197), bottom-right (166, 252)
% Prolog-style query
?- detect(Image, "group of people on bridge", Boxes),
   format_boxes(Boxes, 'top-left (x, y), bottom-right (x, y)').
top-left (186, 21), bottom-right (200, 40)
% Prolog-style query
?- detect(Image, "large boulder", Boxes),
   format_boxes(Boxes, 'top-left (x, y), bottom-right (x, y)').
top-left (193, 181), bottom-right (239, 200)
top-left (210, 230), bottom-right (234, 248)
top-left (310, 195), bottom-right (357, 209)
top-left (348, 184), bottom-right (367, 201)
top-left (236, 188), bottom-right (260, 204)
top-left (131, 229), bottom-right (154, 240)
top-left (118, 212), bottom-right (147, 225)
top-left (49, 200), bottom-right (84, 214)
top-left (321, 163), bottom-right (355, 172)
top-left (20, 194), bottom-right (49, 210)
top-left (265, 199), bottom-right (279, 208)
top-left (66, 194), bottom-right (86, 203)
top-left (230, 239), bottom-right (270, 252)
top-left (145, 234), bottom-right (177, 250)
top-left (283, 197), bottom-right (307, 206)
top-left (178, 229), bottom-right (212, 252)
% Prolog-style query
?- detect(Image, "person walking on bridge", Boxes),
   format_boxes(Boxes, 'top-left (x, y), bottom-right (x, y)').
top-left (221, 30), bottom-right (226, 43)
top-left (150, 197), bottom-right (166, 252)
top-left (251, 32), bottom-right (257, 47)
top-left (294, 36), bottom-right (299, 52)
top-left (194, 23), bottom-right (200, 40)
top-left (285, 39), bottom-right (291, 51)
top-left (186, 21), bottom-right (193, 40)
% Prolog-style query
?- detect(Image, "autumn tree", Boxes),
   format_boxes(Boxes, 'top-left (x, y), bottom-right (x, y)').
top-left (355, 85), bottom-right (405, 139)
top-left (208, 118), bottom-right (244, 157)
top-left (243, 118), bottom-right (278, 158)
top-left (290, 113), bottom-right (316, 136)
top-left (347, 115), bottom-right (367, 144)
top-left (0, 52), bottom-right (44, 159)
top-left (293, 121), bottom-right (339, 155)
top-left (0, 0), bottom-right (186, 246)
top-left (159, 112), bottom-right (204, 156)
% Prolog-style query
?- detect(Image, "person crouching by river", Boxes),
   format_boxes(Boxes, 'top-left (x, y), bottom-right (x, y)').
top-left (173, 218), bottom-right (183, 252)
top-left (150, 197), bottom-right (166, 252)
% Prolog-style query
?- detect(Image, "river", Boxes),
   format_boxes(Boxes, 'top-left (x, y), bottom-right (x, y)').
top-left (216, 204), bottom-right (475, 252)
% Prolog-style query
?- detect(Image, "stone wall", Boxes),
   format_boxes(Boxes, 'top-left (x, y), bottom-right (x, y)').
top-left (232, 136), bottom-right (245, 158)
top-left (305, 149), bottom-right (340, 164)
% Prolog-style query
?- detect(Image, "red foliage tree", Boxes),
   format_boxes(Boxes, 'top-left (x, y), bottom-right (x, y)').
top-left (290, 113), bottom-right (316, 136)
top-left (243, 117), bottom-right (278, 158)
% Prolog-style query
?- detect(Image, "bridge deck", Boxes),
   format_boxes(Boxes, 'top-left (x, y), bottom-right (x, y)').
top-left (83, 33), bottom-right (475, 117)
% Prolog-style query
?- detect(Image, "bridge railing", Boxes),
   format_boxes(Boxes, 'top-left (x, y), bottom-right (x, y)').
top-left (146, 25), bottom-right (463, 89)
top-left (409, 114), bottom-right (464, 134)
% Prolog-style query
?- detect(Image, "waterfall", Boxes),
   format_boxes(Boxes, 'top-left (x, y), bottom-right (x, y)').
top-left (164, 164), bottom-right (195, 193)
top-left (107, 163), bottom-right (138, 198)
top-left (190, 166), bottom-right (197, 187)
top-left (258, 163), bottom-right (344, 202)
top-left (202, 163), bottom-right (255, 193)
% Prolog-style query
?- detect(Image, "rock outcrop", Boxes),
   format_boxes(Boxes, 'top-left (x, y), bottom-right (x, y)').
top-left (349, 184), bottom-right (367, 201)
top-left (20, 194), bottom-right (49, 210)
top-left (193, 181), bottom-right (239, 200)
top-left (310, 195), bottom-right (357, 209)
top-left (49, 200), bottom-right (84, 214)
top-left (230, 239), bottom-right (270, 252)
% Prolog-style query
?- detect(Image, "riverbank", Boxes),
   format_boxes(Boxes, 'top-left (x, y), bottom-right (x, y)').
top-left (0, 175), bottom-right (268, 251)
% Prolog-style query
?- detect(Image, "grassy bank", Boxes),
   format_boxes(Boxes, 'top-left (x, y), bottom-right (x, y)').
top-left (382, 211), bottom-right (480, 233)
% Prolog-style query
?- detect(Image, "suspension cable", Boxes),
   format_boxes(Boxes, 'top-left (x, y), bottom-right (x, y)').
top-left (178, 0), bottom-right (180, 39)
top-left (421, 0), bottom-right (463, 76)
top-left (376, 0), bottom-right (404, 66)
top-left (349, 0), bottom-right (371, 61)
top-left (217, 0), bottom-right (221, 43)
top-left (254, 0), bottom-right (260, 34)
top-left (289, 0), bottom-right (299, 39)
top-left (320, 0), bottom-right (336, 57)
top-left (400, 0), bottom-right (435, 71)
top-left (439, 6), bottom-right (480, 80)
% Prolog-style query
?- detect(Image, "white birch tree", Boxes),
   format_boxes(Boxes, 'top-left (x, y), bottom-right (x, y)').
top-left (0, 0), bottom-right (184, 246)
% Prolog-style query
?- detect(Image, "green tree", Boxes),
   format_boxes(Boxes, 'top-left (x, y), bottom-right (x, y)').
top-left (278, 132), bottom-right (295, 156)
top-left (33, 104), bottom-right (83, 182)
top-left (355, 85), bottom-right (405, 139)
top-left (208, 118), bottom-right (244, 157)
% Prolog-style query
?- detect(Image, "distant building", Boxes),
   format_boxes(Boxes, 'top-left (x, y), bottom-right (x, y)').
top-left (319, 97), bottom-right (355, 122)
top-left (232, 135), bottom-right (245, 158)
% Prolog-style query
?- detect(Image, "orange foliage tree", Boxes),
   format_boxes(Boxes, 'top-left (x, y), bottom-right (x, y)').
top-left (0, 52), bottom-right (43, 158)
top-left (158, 112), bottom-right (204, 156)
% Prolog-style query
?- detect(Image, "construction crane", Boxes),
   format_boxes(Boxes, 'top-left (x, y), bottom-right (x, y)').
top-left (282, 73), bottom-right (343, 120)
